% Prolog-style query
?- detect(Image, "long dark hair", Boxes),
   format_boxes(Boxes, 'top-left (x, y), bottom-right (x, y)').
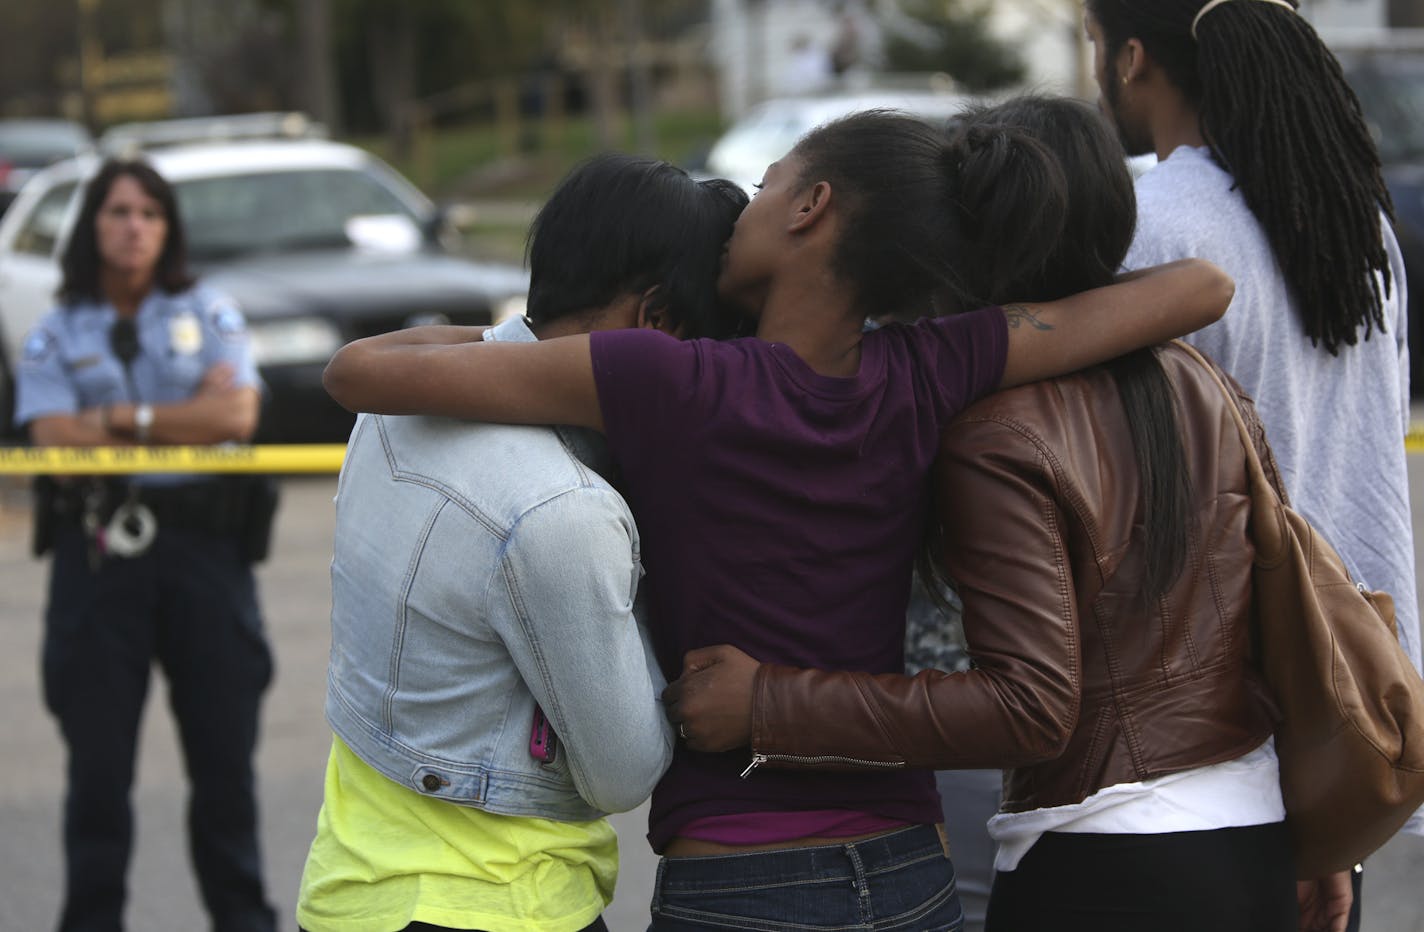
top-left (1088, 0), bottom-right (1394, 354)
top-left (59, 158), bottom-right (195, 305)
top-left (935, 96), bottom-right (1192, 599)
top-left (790, 110), bottom-right (1070, 320)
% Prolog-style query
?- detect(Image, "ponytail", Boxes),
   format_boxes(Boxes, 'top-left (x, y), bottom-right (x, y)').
top-left (939, 123), bottom-right (1069, 313)
top-left (791, 109), bottom-right (1071, 319)
top-left (1194, 4), bottom-right (1392, 351)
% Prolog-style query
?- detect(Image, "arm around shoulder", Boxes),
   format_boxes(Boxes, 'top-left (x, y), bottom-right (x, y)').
top-left (323, 328), bottom-right (603, 430)
top-left (748, 416), bottom-right (1082, 770)
top-left (998, 258), bottom-right (1233, 389)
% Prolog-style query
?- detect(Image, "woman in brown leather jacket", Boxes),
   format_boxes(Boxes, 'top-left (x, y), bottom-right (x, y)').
top-left (663, 96), bottom-right (1349, 932)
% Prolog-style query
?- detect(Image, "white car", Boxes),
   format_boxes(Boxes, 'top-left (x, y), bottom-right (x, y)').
top-left (700, 89), bottom-right (979, 193)
top-left (0, 118), bottom-right (93, 217)
top-left (0, 114), bottom-right (529, 441)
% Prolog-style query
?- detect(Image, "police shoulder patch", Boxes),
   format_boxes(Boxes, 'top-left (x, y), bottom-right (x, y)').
top-left (22, 329), bottom-right (56, 363)
top-left (209, 302), bottom-right (248, 341)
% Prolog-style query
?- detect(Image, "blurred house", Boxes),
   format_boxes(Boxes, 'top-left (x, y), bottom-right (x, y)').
top-left (710, 0), bottom-right (883, 118)
top-left (979, 0), bottom-right (1084, 96)
top-left (708, 0), bottom-right (1079, 118)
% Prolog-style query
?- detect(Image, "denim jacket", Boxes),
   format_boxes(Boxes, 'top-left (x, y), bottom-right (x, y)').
top-left (325, 317), bottom-right (674, 821)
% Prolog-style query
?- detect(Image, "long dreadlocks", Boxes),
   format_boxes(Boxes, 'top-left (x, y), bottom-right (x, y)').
top-left (1088, 0), bottom-right (1395, 354)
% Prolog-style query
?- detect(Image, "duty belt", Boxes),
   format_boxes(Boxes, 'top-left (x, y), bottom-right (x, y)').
top-left (34, 475), bottom-right (278, 567)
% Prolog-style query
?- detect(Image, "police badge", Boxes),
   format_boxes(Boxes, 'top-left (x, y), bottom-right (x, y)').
top-left (169, 311), bottom-right (203, 355)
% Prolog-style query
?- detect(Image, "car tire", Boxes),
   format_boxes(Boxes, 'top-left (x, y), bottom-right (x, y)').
top-left (0, 338), bottom-right (17, 441)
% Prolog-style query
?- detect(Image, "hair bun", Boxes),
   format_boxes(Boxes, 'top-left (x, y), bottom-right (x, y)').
top-left (943, 123), bottom-right (1030, 176)
top-left (963, 124), bottom-right (1005, 151)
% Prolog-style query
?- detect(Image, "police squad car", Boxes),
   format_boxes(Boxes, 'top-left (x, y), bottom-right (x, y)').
top-left (0, 113), bottom-right (529, 442)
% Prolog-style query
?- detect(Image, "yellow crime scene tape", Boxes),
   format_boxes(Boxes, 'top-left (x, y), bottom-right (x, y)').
top-left (0, 444), bottom-right (347, 475)
top-left (0, 430), bottom-right (1422, 474)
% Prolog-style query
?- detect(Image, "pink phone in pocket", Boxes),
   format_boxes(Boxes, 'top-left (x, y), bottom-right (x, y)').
top-left (529, 705), bottom-right (558, 763)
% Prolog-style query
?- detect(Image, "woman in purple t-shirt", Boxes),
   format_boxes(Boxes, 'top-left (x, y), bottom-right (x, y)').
top-left (325, 112), bottom-right (1232, 929)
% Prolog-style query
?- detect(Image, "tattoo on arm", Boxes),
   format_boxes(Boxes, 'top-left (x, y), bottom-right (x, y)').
top-left (1003, 304), bottom-right (1054, 332)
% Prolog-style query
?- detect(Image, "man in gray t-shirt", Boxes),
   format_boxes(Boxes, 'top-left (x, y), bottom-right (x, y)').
top-left (1084, 1), bottom-right (1421, 928)
top-left (1126, 148), bottom-right (1418, 674)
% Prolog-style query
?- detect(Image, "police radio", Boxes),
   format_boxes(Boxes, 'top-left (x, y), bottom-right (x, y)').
top-left (109, 318), bottom-right (140, 386)
top-left (103, 317), bottom-right (157, 559)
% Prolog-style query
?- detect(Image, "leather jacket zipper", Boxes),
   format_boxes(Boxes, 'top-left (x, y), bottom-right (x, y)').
top-left (739, 752), bottom-right (907, 778)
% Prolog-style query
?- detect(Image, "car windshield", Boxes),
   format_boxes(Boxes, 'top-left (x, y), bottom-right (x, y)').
top-left (1347, 55), bottom-right (1424, 163)
top-left (706, 108), bottom-right (819, 177)
top-left (703, 96), bottom-right (966, 191)
top-left (0, 122), bottom-right (89, 167)
top-left (175, 166), bottom-right (426, 261)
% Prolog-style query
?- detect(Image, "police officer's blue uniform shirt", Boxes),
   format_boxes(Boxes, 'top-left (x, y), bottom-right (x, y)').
top-left (15, 285), bottom-right (262, 484)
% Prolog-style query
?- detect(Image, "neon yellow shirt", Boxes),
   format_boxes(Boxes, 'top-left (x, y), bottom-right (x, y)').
top-left (296, 738), bottom-right (617, 932)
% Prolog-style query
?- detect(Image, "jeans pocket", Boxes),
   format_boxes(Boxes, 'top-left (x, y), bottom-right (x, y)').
top-left (870, 858), bottom-right (963, 931)
top-left (651, 868), bottom-right (858, 930)
top-left (650, 829), bottom-right (965, 931)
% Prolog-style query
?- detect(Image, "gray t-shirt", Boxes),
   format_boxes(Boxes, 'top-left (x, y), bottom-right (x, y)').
top-left (1127, 145), bottom-right (1420, 678)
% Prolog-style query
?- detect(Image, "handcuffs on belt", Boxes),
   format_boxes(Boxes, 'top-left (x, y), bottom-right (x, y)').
top-left (82, 483), bottom-right (157, 569)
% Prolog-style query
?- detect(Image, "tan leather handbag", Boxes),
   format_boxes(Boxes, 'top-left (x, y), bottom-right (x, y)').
top-left (1180, 341), bottom-right (1424, 878)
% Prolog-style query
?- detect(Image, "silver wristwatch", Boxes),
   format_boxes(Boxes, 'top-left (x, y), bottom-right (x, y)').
top-left (133, 403), bottom-right (154, 443)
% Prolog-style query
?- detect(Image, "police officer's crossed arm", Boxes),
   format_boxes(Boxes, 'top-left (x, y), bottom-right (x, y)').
top-left (20, 292), bottom-right (264, 449)
top-left (29, 363), bottom-right (259, 448)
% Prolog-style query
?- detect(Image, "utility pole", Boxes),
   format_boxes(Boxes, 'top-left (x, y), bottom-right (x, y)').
top-left (749, 0), bottom-right (769, 106)
top-left (621, 0), bottom-right (656, 154)
top-left (589, 3), bottom-right (619, 150)
top-left (76, 0), bottom-right (102, 131)
top-left (298, 0), bottom-right (340, 131)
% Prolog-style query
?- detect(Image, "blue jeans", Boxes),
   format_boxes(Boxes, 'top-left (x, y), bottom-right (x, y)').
top-left (43, 528), bottom-right (276, 932)
top-left (648, 824), bottom-right (963, 930)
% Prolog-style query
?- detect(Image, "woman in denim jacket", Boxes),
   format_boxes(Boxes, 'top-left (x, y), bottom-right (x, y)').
top-left (296, 155), bottom-right (749, 932)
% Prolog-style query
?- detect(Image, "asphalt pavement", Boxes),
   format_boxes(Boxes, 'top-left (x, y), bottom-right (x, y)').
top-left (0, 472), bottom-right (1421, 931)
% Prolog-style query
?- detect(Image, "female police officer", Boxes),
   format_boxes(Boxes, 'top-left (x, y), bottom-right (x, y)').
top-left (14, 158), bottom-right (277, 931)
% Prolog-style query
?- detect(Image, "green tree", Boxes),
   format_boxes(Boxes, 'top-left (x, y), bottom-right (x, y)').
top-left (0, 0), bottom-right (80, 117)
top-left (326, 1), bottom-right (708, 149)
top-left (883, 0), bottom-right (1025, 93)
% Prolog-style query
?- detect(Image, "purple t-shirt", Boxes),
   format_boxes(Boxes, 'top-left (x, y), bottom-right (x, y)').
top-left (589, 307), bottom-right (1008, 852)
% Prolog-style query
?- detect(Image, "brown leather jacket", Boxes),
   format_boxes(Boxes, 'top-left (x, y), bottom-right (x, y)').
top-left (750, 342), bottom-right (1281, 812)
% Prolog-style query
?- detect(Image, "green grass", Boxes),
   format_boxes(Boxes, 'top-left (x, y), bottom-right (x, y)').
top-left (346, 107), bottom-right (726, 264)
top-left (347, 107), bottom-right (725, 201)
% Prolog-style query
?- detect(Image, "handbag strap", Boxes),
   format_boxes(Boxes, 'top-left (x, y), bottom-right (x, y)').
top-left (1171, 340), bottom-right (1290, 561)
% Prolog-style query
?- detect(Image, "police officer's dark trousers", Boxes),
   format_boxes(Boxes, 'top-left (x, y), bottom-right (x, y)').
top-left (42, 525), bottom-right (276, 932)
